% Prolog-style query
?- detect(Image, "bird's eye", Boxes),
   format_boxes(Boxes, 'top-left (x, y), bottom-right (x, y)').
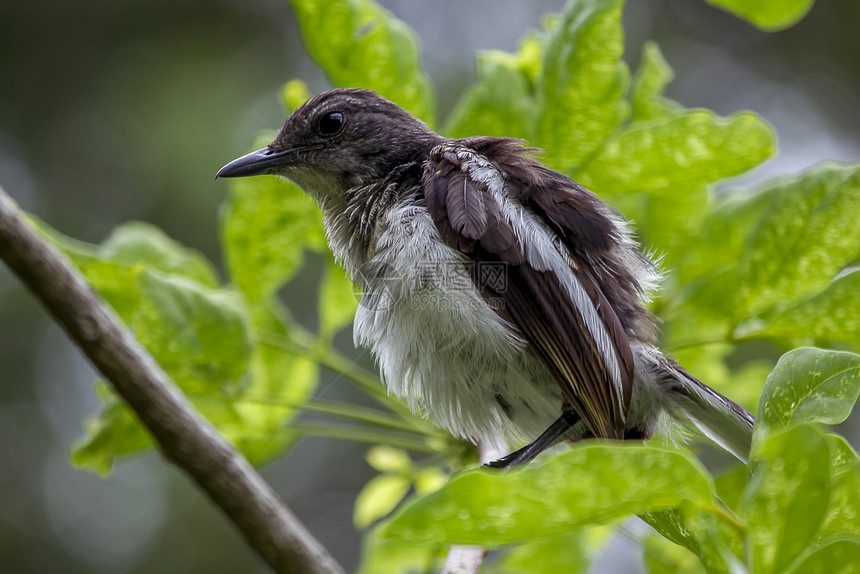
top-left (318, 111), bottom-right (345, 136)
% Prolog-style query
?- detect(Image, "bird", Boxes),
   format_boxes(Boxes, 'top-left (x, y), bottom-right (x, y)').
top-left (217, 88), bottom-right (754, 468)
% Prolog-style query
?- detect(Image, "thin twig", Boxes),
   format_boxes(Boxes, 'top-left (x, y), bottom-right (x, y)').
top-left (256, 328), bottom-right (433, 431)
top-left (665, 337), bottom-right (729, 352)
top-left (192, 392), bottom-right (438, 436)
top-left (287, 422), bottom-right (439, 452)
top-left (0, 187), bottom-right (344, 574)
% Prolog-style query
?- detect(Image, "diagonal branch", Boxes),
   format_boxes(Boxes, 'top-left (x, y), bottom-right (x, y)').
top-left (0, 187), bottom-right (344, 574)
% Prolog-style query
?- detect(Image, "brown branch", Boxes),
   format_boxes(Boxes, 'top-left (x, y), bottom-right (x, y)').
top-left (0, 187), bottom-right (345, 574)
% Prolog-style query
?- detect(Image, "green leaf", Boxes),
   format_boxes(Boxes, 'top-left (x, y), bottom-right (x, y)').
top-left (662, 272), bottom-right (743, 349)
top-left (819, 460), bottom-right (860, 539)
top-left (631, 42), bottom-right (683, 122)
top-left (133, 271), bottom-right (251, 393)
top-left (643, 185), bottom-right (710, 270)
top-left (32, 218), bottom-right (300, 471)
top-left (578, 110), bottom-right (775, 195)
top-left (673, 183), bottom-right (776, 285)
top-left (70, 384), bottom-right (155, 476)
top-left (641, 530), bottom-right (707, 574)
top-left (72, 302), bottom-right (318, 473)
top-left (354, 474), bottom-right (412, 528)
top-left (755, 347), bottom-right (860, 441)
top-left (32, 218), bottom-right (218, 286)
top-left (705, 0), bottom-right (815, 31)
top-left (220, 170), bottom-right (324, 303)
top-left (740, 424), bottom-right (831, 574)
top-left (623, 45), bottom-right (772, 271)
top-left (746, 269), bottom-right (860, 345)
top-left (356, 529), bottom-right (444, 574)
top-left (229, 299), bottom-right (319, 465)
top-left (586, 108), bottom-right (772, 272)
top-left (413, 467), bottom-right (448, 495)
top-left (318, 251), bottom-right (358, 342)
top-left (714, 463), bottom-right (749, 511)
top-left (288, 0), bottom-right (435, 124)
top-left (98, 222), bottom-right (219, 288)
top-left (597, 47), bottom-right (773, 267)
top-left (72, 271), bottom-right (255, 472)
top-left (366, 445), bottom-right (412, 473)
top-left (32, 219), bottom-right (221, 322)
top-left (826, 434), bottom-right (860, 476)
top-left (659, 178), bottom-right (782, 346)
top-left (640, 504), bottom-right (743, 574)
top-left (735, 162), bottom-right (860, 320)
top-left (443, 49), bottom-right (537, 141)
top-left (45, 226), bottom-right (253, 396)
top-left (73, 261), bottom-right (146, 324)
top-left (379, 443), bottom-right (717, 546)
top-left (40, 208), bottom-right (320, 470)
top-left (785, 535), bottom-right (860, 574)
top-left (280, 79), bottom-right (312, 113)
top-left (490, 527), bottom-right (612, 574)
top-left (536, 0), bottom-right (629, 173)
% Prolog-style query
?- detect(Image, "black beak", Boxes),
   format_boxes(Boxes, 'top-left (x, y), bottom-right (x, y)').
top-left (216, 147), bottom-right (299, 179)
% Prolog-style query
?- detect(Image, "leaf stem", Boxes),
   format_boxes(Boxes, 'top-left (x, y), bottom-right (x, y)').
top-left (710, 502), bottom-right (746, 536)
top-left (192, 392), bottom-right (440, 436)
top-left (287, 422), bottom-right (440, 453)
top-left (301, 398), bottom-right (439, 434)
top-left (666, 337), bottom-right (729, 352)
top-left (255, 328), bottom-right (436, 433)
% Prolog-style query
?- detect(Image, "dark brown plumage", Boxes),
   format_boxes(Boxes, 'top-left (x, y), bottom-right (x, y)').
top-left (422, 138), bottom-right (637, 439)
top-left (217, 88), bottom-right (755, 466)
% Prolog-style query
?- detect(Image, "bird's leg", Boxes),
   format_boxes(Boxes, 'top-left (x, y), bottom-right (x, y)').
top-left (484, 410), bottom-right (582, 469)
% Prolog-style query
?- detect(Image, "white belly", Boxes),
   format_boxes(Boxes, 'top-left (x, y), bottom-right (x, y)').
top-left (353, 205), bottom-right (562, 449)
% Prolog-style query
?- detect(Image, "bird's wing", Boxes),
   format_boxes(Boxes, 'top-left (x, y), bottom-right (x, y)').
top-left (422, 139), bottom-right (635, 439)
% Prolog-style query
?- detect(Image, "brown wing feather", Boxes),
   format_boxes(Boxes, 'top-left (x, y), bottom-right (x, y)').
top-left (422, 141), bottom-right (635, 438)
top-left (506, 264), bottom-right (624, 437)
top-left (446, 171), bottom-right (488, 240)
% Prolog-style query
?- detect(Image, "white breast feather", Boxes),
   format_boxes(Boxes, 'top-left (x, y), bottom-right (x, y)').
top-left (349, 148), bottom-right (661, 447)
top-left (353, 203), bottom-right (562, 449)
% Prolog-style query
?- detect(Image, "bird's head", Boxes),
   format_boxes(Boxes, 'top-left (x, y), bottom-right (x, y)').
top-left (217, 88), bottom-right (443, 205)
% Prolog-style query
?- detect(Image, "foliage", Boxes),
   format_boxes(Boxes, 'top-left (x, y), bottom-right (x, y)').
top-left (26, 0), bottom-right (858, 571)
top-left (705, 0), bottom-right (815, 31)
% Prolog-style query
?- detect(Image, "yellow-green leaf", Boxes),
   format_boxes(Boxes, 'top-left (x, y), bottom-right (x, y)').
top-left (705, 0), bottom-right (815, 31)
top-left (754, 347), bottom-right (860, 441)
top-left (491, 527), bottom-right (612, 574)
top-left (354, 474), bottom-right (412, 528)
top-left (785, 535), bottom-right (860, 574)
top-left (748, 269), bottom-right (860, 346)
top-left (578, 110), bottom-right (775, 194)
top-left (318, 251), bottom-right (358, 342)
top-left (735, 162), bottom-right (860, 319)
top-left (631, 42), bottom-right (682, 122)
top-left (366, 445), bottom-right (412, 473)
top-left (537, 0), bottom-right (629, 173)
top-left (221, 169), bottom-right (323, 303)
top-left (380, 443), bottom-right (717, 546)
top-left (443, 49), bottom-right (537, 141)
top-left (741, 424), bottom-right (831, 574)
top-left (289, 0), bottom-right (435, 124)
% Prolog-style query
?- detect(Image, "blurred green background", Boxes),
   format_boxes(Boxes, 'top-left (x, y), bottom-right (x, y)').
top-left (1, 0), bottom-right (858, 572)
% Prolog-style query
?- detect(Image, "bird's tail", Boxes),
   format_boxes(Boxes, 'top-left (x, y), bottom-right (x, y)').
top-left (665, 364), bottom-right (755, 463)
